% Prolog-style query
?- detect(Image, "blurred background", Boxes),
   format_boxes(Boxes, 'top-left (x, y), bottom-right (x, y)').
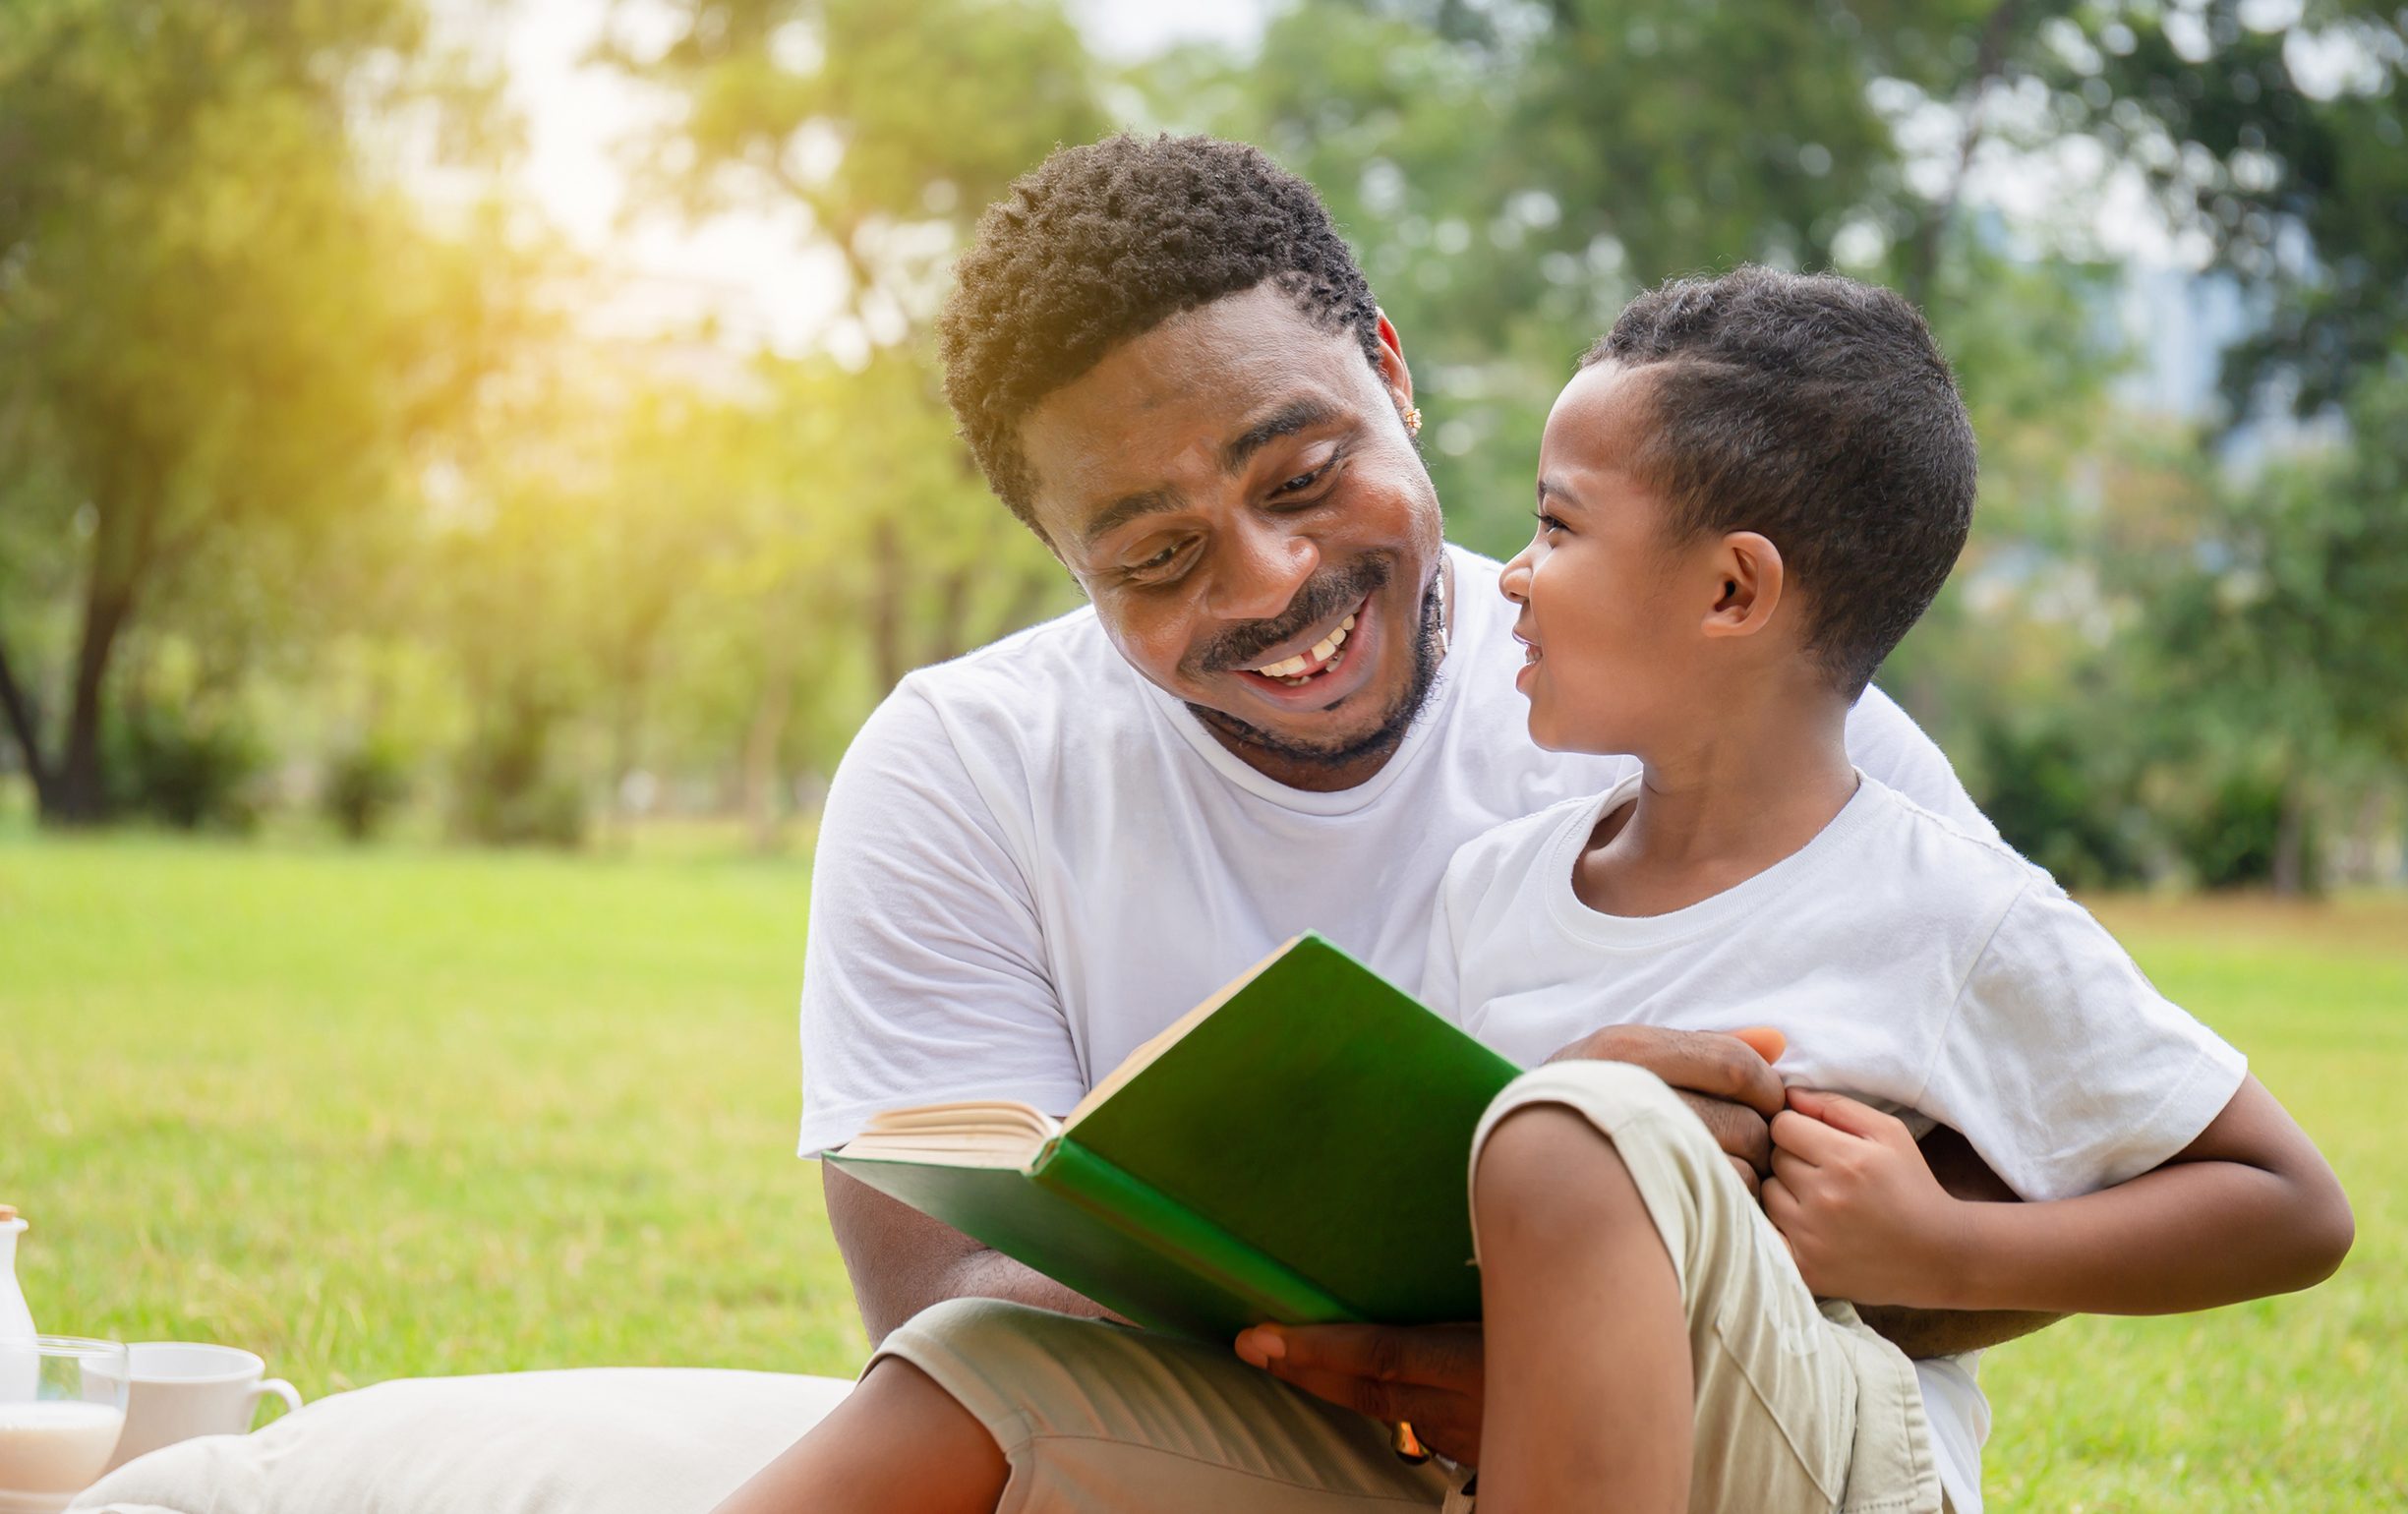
top-left (2, 0), bottom-right (2404, 881)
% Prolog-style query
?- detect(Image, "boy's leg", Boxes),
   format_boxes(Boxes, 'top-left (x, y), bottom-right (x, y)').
top-left (1467, 1062), bottom-right (1943, 1514)
top-left (1473, 1104), bottom-right (1692, 1513)
top-left (709, 1357), bottom-right (1008, 1514)
top-left (719, 1296), bottom-right (1455, 1514)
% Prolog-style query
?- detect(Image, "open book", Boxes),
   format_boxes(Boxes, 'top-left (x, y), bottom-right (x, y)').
top-left (826, 933), bottom-right (1522, 1341)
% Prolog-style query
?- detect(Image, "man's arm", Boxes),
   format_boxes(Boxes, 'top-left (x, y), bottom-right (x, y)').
top-left (823, 1165), bottom-right (1112, 1344)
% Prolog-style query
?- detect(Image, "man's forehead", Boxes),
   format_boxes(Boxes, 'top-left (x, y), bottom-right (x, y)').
top-left (1020, 289), bottom-right (1375, 538)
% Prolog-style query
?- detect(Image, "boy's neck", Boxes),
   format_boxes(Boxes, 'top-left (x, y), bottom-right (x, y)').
top-left (1573, 685), bottom-right (1858, 920)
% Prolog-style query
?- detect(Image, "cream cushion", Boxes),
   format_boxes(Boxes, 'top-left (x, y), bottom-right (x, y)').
top-left (69, 1368), bottom-right (852, 1514)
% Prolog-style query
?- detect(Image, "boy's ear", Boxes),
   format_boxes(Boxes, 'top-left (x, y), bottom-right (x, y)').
top-left (1699, 531), bottom-right (1785, 640)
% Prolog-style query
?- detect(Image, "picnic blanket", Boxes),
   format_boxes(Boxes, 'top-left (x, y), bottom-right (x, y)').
top-left (69, 1367), bottom-right (852, 1514)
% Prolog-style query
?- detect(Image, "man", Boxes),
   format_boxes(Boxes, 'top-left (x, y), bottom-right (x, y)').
top-left (779, 135), bottom-right (2051, 1507)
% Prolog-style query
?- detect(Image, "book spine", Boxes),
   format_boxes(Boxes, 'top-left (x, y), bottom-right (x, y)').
top-left (1035, 1138), bottom-right (1365, 1325)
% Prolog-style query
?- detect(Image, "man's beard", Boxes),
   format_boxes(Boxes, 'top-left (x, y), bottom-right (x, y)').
top-left (1184, 560), bottom-right (1448, 775)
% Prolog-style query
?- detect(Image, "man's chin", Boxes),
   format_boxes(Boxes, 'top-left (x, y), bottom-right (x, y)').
top-left (1183, 575), bottom-right (1447, 775)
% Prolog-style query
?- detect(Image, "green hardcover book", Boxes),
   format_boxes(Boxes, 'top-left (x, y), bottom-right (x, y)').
top-left (825, 932), bottom-right (1523, 1342)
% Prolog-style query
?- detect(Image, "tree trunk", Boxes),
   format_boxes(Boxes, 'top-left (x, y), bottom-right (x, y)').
top-left (868, 516), bottom-right (907, 693)
top-left (2270, 784), bottom-right (2309, 898)
top-left (741, 610), bottom-right (797, 855)
top-left (49, 568), bottom-right (136, 826)
top-left (0, 624), bottom-right (54, 812)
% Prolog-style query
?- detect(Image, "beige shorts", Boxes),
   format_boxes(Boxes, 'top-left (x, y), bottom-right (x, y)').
top-left (873, 1061), bottom-right (1942, 1514)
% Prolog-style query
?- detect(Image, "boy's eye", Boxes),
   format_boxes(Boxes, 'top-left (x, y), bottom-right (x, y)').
top-left (1536, 510), bottom-right (1568, 534)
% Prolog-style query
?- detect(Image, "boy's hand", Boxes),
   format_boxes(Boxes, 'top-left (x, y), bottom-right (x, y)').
top-left (1764, 1088), bottom-right (1962, 1307)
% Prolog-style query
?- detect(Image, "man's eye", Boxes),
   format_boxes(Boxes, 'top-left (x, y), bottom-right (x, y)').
top-left (1125, 541), bottom-right (1192, 580)
top-left (1273, 452), bottom-right (1342, 497)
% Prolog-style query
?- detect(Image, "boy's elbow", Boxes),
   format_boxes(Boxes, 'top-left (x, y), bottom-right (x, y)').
top-left (2284, 1179), bottom-right (2354, 1292)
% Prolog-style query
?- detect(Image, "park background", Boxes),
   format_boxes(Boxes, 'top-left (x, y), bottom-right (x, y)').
top-left (2, 0), bottom-right (2402, 1507)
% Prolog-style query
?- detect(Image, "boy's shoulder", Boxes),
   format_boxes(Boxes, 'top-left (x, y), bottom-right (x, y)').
top-left (1440, 785), bottom-right (1622, 907)
top-left (1851, 774), bottom-right (2065, 922)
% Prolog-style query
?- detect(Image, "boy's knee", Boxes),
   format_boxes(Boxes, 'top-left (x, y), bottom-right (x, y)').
top-left (1473, 1104), bottom-right (1647, 1244)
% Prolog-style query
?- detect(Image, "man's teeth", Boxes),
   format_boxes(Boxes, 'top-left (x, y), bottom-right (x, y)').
top-left (1250, 613), bottom-right (1356, 679)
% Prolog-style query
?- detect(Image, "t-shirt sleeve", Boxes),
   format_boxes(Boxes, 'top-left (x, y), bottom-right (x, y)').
top-left (1843, 684), bottom-right (1998, 842)
top-left (1915, 880), bottom-right (2249, 1202)
top-left (794, 682), bottom-right (1084, 1158)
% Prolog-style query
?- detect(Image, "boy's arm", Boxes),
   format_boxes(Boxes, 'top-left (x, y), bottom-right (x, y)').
top-left (1767, 1077), bottom-right (2353, 1315)
top-left (1854, 1124), bottom-right (2065, 1356)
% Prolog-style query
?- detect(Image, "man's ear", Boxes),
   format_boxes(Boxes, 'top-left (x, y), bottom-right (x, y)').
top-left (1699, 531), bottom-right (1785, 640)
top-left (1375, 308), bottom-right (1414, 410)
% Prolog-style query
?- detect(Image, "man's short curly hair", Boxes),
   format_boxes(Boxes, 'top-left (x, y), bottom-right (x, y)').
top-left (938, 134), bottom-right (1383, 531)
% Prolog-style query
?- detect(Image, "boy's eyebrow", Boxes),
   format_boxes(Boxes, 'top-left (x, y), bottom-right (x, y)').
top-left (1537, 476), bottom-right (1582, 508)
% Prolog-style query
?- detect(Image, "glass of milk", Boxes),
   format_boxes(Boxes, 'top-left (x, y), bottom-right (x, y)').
top-left (0, 1336), bottom-right (130, 1514)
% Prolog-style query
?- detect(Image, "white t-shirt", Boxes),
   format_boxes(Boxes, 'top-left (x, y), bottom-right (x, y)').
top-left (1421, 770), bottom-right (2249, 1514)
top-left (797, 547), bottom-right (1993, 1157)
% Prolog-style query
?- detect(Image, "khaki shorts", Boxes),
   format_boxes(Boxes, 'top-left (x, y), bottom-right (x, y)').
top-left (873, 1061), bottom-right (1942, 1514)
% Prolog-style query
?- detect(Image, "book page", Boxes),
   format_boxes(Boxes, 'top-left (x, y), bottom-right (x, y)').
top-left (836, 1101), bottom-right (1060, 1167)
top-left (1063, 934), bottom-right (1300, 1129)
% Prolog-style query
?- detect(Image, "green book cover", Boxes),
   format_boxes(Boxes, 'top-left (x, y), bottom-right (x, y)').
top-left (825, 933), bottom-right (1523, 1342)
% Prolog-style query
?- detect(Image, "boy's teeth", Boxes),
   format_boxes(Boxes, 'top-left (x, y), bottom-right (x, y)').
top-left (1250, 614), bottom-right (1356, 678)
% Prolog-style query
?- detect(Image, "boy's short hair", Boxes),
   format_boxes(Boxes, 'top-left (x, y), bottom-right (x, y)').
top-left (1586, 265), bottom-right (1977, 696)
top-left (938, 134), bottom-right (1383, 531)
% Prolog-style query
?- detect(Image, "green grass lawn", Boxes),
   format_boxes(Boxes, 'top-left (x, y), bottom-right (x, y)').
top-left (3, 835), bottom-right (2402, 1509)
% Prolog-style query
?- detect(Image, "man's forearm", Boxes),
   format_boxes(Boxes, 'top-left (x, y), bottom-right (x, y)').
top-left (1855, 1303), bottom-right (2065, 1358)
top-left (857, 1246), bottom-right (1112, 1346)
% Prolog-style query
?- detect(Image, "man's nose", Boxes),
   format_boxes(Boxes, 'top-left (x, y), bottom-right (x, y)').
top-left (1208, 513), bottom-right (1321, 622)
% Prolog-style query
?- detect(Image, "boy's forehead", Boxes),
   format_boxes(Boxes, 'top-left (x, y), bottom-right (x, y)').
top-left (1544, 360), bottom-right (1656, 467)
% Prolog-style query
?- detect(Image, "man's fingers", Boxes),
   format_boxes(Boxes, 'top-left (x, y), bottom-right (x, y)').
top-left (1256, 1323), bottom-right (1479, 1386)
top-left (1787, 1087), bottom-right (1911, 1146)
top-left (1555, 1025), bottom-right (1786, 1118)
top-left (1730, 1025), bottom-right (1787, 1065)
top-left (1680, 1091), bottom-right (1773, 1175)
top-left (1727, 1153), bottom-right (1762, 1199)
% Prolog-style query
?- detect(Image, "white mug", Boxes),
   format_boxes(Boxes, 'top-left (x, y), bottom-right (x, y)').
top-left (95, 1344), bottom-right (302, 1473)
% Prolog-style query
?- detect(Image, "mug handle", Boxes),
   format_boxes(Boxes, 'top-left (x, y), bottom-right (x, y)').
top-left (251, 1377), bottom-right (304, 1427)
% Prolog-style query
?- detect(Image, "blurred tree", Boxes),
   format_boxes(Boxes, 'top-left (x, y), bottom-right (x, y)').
top-left (0, 0), bottom-right (527, 824)
top-left (603, 0), bottom-right (1096, 707)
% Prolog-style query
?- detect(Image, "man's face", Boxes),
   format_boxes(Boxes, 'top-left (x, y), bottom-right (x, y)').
top-left (1018, 284), bottom-right (1446, 779)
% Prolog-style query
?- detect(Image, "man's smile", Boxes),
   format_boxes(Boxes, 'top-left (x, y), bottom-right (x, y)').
top-left (1235, 597), bottom-right (1366, 685)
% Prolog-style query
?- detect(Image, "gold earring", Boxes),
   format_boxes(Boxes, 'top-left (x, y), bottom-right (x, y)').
top-left (1403, 406), bottom-right (1423, 437)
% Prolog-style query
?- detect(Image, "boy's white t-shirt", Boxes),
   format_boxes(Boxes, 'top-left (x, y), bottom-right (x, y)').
top-left (797, 548), bottom-right (1993, 1157)
top-left (1422, 770), bottom-right (2249, 1514)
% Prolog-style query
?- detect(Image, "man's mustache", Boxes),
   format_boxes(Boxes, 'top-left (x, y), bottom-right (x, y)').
top-left (1191, 556), bottom-right (1391, 673)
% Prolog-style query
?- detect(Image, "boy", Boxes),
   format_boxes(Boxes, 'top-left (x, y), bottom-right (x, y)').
top-left (1385, 265), bottom-right (2353, 1513)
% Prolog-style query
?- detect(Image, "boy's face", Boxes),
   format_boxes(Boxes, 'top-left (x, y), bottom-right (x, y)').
top-left (1500, 360), bottom-right (1732, 755)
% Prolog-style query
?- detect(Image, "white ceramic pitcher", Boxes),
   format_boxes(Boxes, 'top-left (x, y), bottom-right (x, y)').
top-left (0, 1207), bottom-right (35, 1403)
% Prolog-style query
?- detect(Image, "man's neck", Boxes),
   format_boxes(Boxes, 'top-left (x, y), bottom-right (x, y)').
top-left (1572, 689), bottom-right (1857, 920)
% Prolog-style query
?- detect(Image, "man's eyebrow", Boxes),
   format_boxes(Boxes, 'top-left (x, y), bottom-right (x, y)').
top-left (1080, 487), bottom-right (1186, 550)
top-left (1222, 397), bottom-right (1344, 474)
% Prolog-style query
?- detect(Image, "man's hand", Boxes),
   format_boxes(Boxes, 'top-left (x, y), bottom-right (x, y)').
top-left (1765, 1087), bottom-right (1961, 1308)
top-left (1546, 1023), bottom-right (1789, 1195)
top-left (1234, 1322), bottom-right (1486, 1466)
